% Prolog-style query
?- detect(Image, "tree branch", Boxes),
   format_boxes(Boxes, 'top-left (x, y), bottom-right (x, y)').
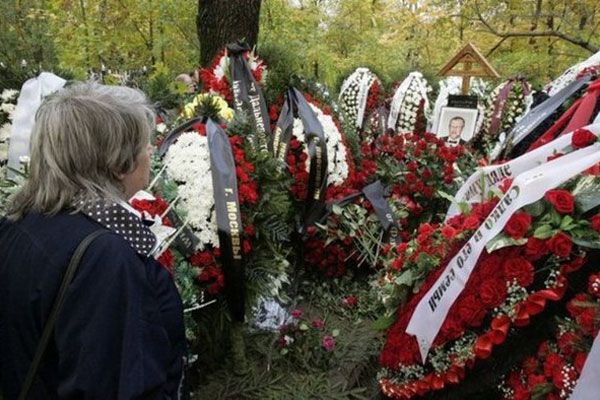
top-left (474, 1), bottom-right (599, 53)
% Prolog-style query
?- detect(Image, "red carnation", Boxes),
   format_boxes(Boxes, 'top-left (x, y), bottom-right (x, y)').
top-left (479, 279), bottom-right (507, 308)
top-left (591, 214), bottom-right (600, 232)
top-left (545, 189), bottom-right (575, 214)
top-left (547, 232), bottom-right (572, 258)
top-left (457, 294), bottom-right (486, 328)
top-left (503, 256), bottom-right (535, 287)
top-left (504, 212), bottom-right (532, 239)
top-left (571, 128), bottom-right (597, 148)
top-left (557, 331), bottom-right (578, 356)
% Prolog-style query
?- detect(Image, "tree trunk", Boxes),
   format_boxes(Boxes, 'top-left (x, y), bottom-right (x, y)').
top-left (197, 0), bottom-right (262, 67)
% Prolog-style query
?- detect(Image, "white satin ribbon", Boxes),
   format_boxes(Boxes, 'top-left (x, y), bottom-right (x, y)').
top-left (7, 72), bottom-right (66, 176)
top-left (407, 144), bottom-right (600, 362)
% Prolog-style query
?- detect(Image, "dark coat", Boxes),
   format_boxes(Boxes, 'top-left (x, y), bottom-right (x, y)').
top-left (0, 211), bottom-right (186, 399)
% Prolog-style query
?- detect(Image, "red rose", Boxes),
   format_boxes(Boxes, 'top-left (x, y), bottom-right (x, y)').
top-left (571, 128), bottom-right (597, 148)
top-left (505, 212), bottom-right (532, 239)
top-left (441, 225), bottom-right (457, 239)
top-left (545, 189), bottom-right (575, 214)
top-left (547, 232), bottom-right (572, 258)
top-left (462, 215), bottom-right (480, 230)
top-left (503, 256), bottom-right (535, 287)
top-left (525, 237), bottom-right (548, 261)
top-left (591, 214), bottom-right (600, 232)
top-left (479, 279), bottom-right (507, 308)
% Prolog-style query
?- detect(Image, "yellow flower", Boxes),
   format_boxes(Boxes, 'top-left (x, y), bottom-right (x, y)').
top-left (220, 108), bottom-right (234, 121)
top-left (183, 103), bottom-right (196, 119)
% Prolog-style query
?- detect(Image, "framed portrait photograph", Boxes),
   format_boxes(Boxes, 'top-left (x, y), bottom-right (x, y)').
top-left (435, 106), bottom-right (479, 147)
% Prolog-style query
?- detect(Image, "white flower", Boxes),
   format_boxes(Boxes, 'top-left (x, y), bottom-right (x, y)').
top-left (1, 103), bottom-right (15, 117)
top-left (292, 102), bottom-right (350, 186)
top-left (0, 142), bottom-right (8, 162)
top-left (164, 132), bottom-right (219, 250)
top-left (0, 123), bottom-right (11, 142)
top-left (1, 89), bottom-right (18, 102)
top-left (156, 123), bottom-right (167, 134)
top-left (214, 55), bottom-right (229, 80)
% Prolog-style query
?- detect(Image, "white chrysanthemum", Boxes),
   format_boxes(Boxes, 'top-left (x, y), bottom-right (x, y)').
top-left (164, 132), bottom-right (219, 250)
top-left (0, 142), bottom-right (8, 163)
top-left (214, 55), bottom-right (229, 80)
top-left (1, 103), bottom-right (15, 117)
top-left (0, 123), bottom-right (11, 142)
top-left (1, 89), bottom-right (18, 102)
top-left (292, 102), bottom-right (349, 186)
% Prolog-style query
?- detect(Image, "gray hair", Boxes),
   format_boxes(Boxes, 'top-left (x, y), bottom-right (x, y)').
top-left (7, 82), bottom-right (154, 220)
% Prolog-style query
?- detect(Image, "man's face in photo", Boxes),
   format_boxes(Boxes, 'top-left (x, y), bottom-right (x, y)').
top-left (448, 117), bottom-right (465, 140)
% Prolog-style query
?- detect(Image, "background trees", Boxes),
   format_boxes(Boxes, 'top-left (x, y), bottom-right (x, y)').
top-left (0, 0), bottom-right (598, 90)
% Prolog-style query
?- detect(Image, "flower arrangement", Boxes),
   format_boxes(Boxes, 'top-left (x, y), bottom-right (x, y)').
top-left (199, 48), bottom-right (268, 103)
top-left (339, 68), bottom-right (383, 130)
top-left (499, 279), bottom-right (600, 400)
top-left (0, 89), bottom-right (18, 169)
top-left (387, 72), bottom-right (432, 135)
top-left (137, 96), bottom-right (294, 322)
top-left (377, 160), bottom-right (600, 399)
top-left (477, 78), bottom-right (534, 155)
top-left (0, 88), bottom-right (21, 213)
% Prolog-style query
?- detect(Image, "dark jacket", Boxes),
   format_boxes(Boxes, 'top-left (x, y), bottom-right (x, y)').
top-left (0, 211), bottom-right (186, 399)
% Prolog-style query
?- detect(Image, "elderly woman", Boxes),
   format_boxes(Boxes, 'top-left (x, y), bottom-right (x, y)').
top-left (0, 83), bottom-right (186, 399)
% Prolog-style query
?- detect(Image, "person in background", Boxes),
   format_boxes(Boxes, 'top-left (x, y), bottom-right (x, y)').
top-left (0, 83), bottom-right (187, 399)
top-left (446, 116), bottom-right (466, 146)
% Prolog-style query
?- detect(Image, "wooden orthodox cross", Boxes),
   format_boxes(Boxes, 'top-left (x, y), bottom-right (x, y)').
top-left (439, 43), bottom-right (500, 94)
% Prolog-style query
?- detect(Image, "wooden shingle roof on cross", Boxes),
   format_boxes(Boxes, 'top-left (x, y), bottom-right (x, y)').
top-left (439, 42), bottom-right (500, 94)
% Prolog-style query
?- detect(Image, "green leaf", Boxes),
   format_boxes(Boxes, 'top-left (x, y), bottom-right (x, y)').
top-left (394, 269), bottom-right (414, 286)
top-left (572, 237), bottom-right (600, 249)
top-left (331, 329), bottom-right (340, 337)
top-left (534, 224), bottom-right (555, 239)
top-left (486, 234), bottom-right (528, 252)
top-left (560, 215), bottom-right (574, 231)
top-left (523, 200), bottom-right (545, 218)
top-left (573, 176), bottom-right (600, 212)
top-left (372, 313), bottom-right (397, 331)
top-left (331, 204), bottom-right (344, 215)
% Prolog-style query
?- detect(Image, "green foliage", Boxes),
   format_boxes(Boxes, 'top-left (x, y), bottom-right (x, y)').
top-left (141, 63), bottom-right (185, 110)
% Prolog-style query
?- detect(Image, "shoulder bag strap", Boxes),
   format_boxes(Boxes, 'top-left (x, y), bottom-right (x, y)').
top-left (18, 229), bottom-right (107, 400)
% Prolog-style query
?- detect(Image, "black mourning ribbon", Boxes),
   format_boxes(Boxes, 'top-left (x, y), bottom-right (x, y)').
top-left (227, 40), bottom-right (272, 153)
top-left (318, 181), bottom-right (400, 245)
top-left (275, 88), bottom-right (329, 235)
top-left (206, 119), bottom-right (246, 322)
top-left (499, 74), bottom-right (592, 159)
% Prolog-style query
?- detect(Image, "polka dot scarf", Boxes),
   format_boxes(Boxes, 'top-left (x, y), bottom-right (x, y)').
top-left (78, 198), bottom-right (157, 257)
